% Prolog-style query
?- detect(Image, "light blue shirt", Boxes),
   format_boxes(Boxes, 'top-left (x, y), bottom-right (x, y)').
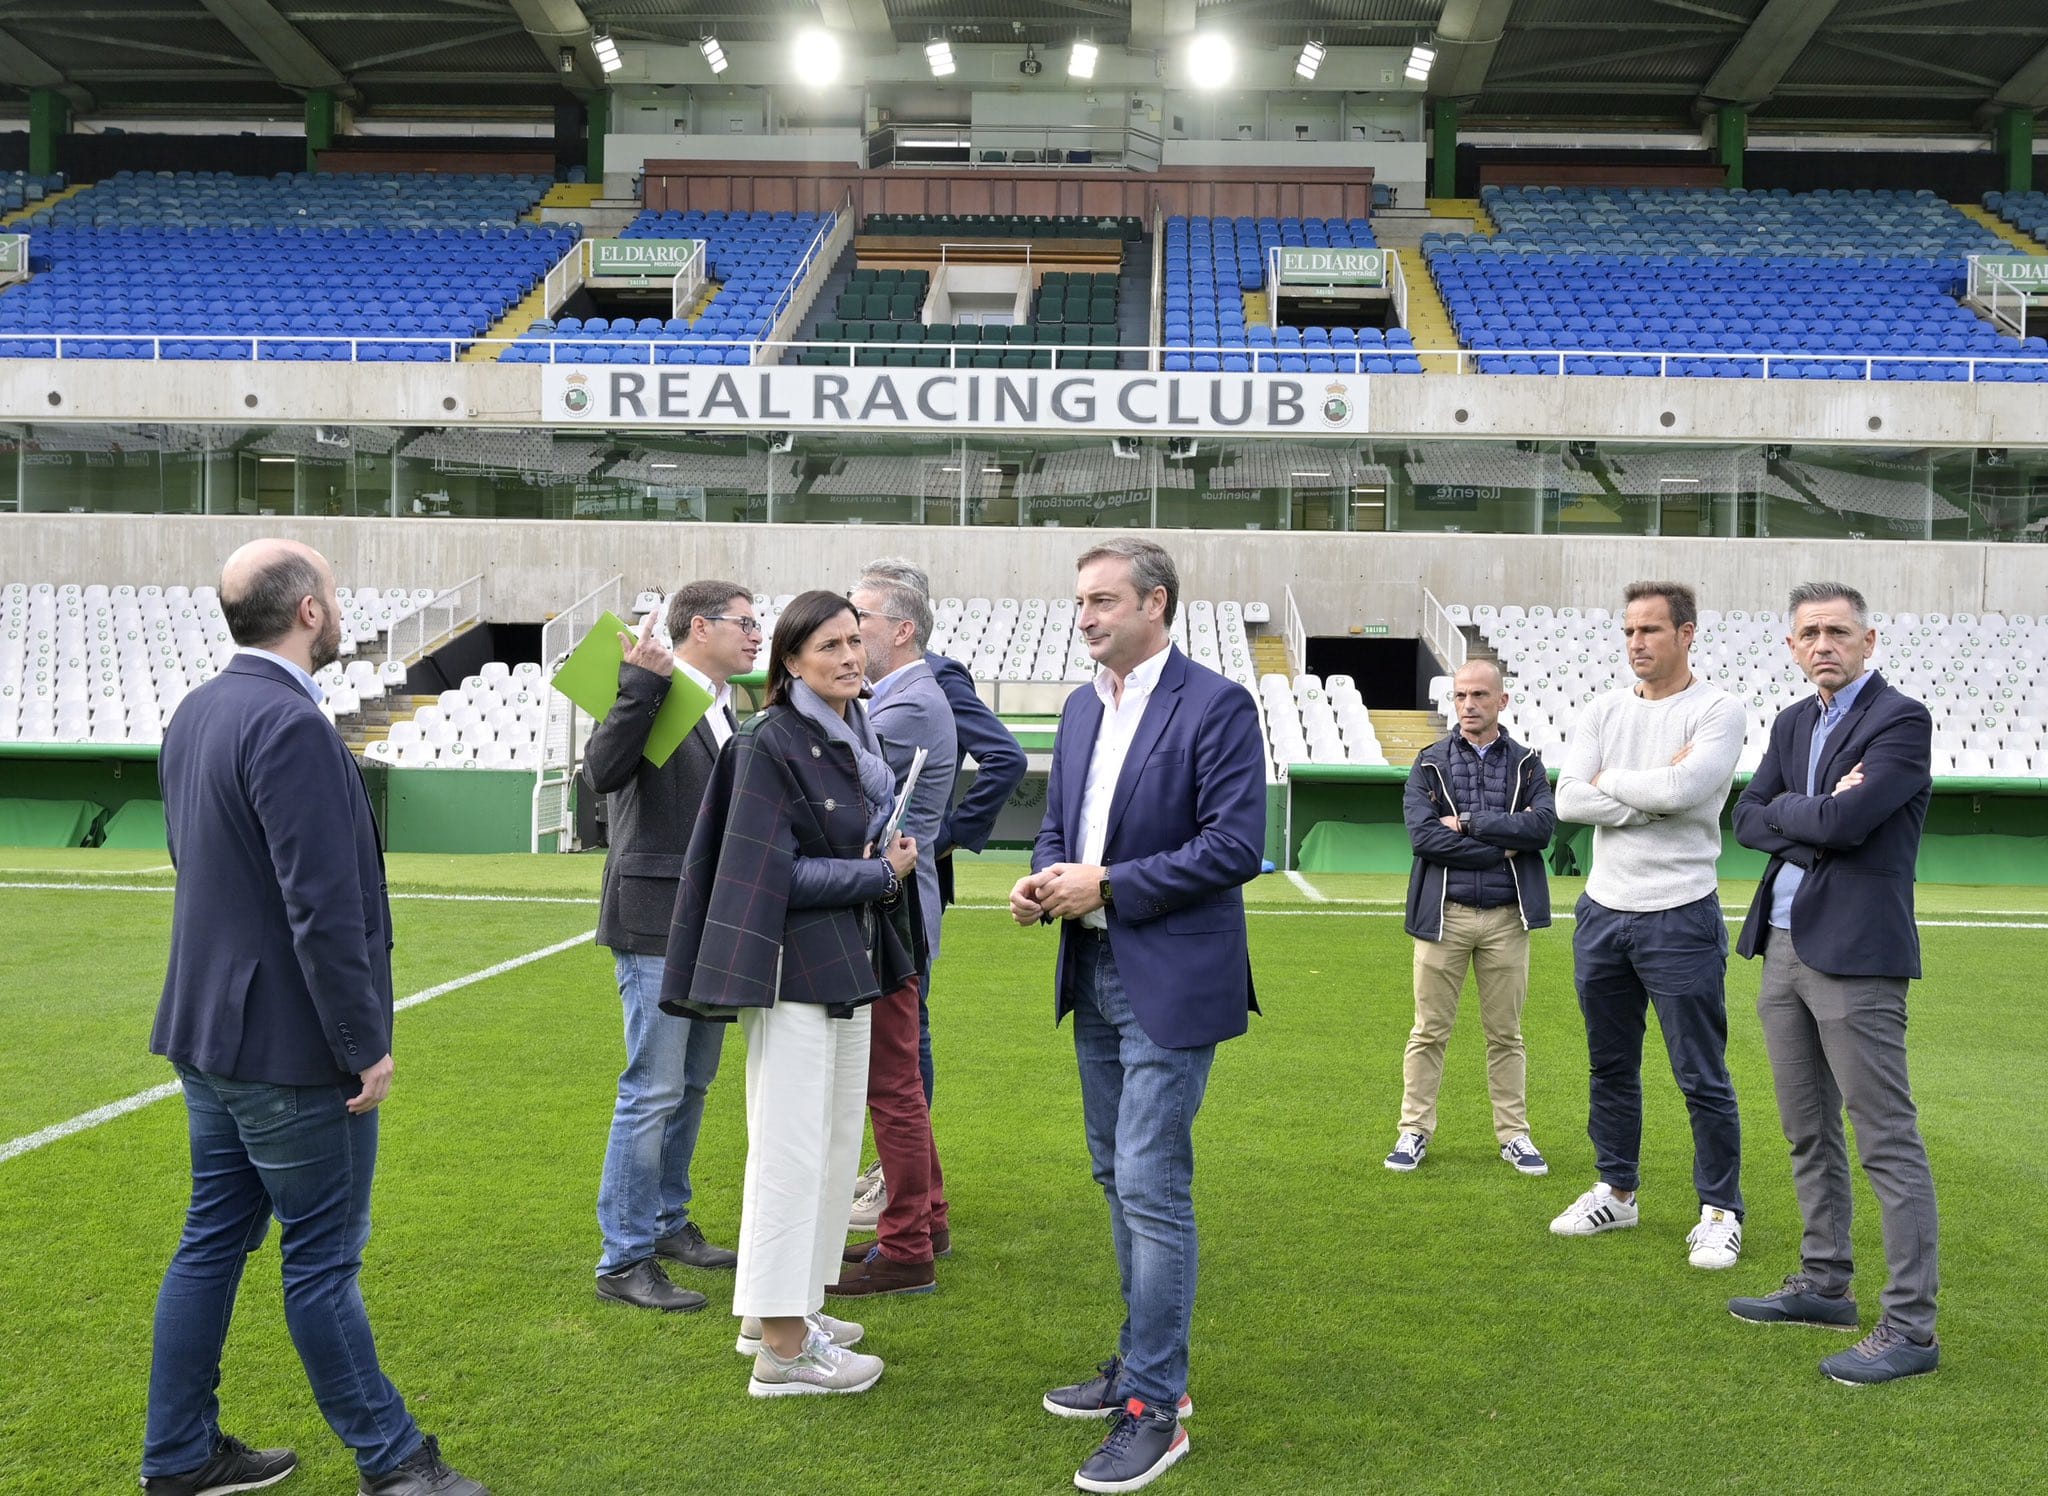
top-left (1769, 670), bottom-right (1872, 929)
top-left (237, 646), bottom-right (324, 705)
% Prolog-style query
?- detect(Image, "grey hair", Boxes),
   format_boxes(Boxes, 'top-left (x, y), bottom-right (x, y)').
top-left (861, 556), bottom-right (931, 600)
top-left (1076, 536), bottom-right (1180, 626)
top-left (221, 551), bottom-right (323, 646)
top-left (1787, 581), bottom-right (1869, 626)
top-left (853, 574), bottom-right (934, 651)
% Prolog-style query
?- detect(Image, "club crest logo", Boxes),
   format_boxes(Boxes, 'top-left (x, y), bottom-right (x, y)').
top-left (1320, 382), bottom-right (1355, 429)
top-left (561, 372), bottom-right (592, 416)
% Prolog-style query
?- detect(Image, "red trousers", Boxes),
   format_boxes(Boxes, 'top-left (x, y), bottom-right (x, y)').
top-left (868, 974), bottom-right (948, 1263)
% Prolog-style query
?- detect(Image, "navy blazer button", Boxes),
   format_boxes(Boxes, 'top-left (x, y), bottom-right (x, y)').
top-left (811, 745), bottom-right (822, 758)
top-left (825, 797), bottom-right (838, 811)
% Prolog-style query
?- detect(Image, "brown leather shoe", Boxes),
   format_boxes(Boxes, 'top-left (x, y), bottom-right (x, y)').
top-left (825, 1247), bottom-right (936, 1297)
top-left (843, 1226), bottom-right (949, 1264)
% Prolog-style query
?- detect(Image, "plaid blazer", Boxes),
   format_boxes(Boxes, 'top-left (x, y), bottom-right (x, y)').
top-left (659, 704), bottom-right (914, 1017)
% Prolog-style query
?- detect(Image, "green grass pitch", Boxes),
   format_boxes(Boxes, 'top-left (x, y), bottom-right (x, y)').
top-left (2, 850), bottom-right (2045, 1495)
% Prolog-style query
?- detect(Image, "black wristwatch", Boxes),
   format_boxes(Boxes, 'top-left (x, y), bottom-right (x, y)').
top-left (1099, 876), bottom-right (1115, 907)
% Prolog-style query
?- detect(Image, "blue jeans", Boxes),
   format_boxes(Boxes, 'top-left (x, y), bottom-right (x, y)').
top-left (1071, 931), bottom-right (1215, 1409)
top-left (1573, 893), bottom-right (1744, 1214)
top-left (144, 1066), bottom-right (422, 1479)
top-left (596, 949), bottom-right (727, 1275)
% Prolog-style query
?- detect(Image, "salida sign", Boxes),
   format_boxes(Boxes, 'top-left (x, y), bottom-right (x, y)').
top-left (542, 366), bottom-right (1368, 436)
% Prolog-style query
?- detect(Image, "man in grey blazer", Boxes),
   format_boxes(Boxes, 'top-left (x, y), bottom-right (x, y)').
top-left (586, 579), bottom-right (757, 1312)
top-left (828, 574), bottom-right (957, 1295)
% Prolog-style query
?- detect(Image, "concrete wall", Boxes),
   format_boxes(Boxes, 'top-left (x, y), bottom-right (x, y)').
top-left (11, 515), bottom-right (2045, 640)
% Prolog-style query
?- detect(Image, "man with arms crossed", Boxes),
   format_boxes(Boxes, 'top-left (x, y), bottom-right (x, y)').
top-left (1389, 658), bottom-right (1557, 1178)
top-left (585, 581), bottom-right (756, 1311)
top-left (146, 539), bottom-right (484, 1496)
top-left (1011, 538), bottom-right (1266, 1494)
top-left (1728, 583), bottom-right (1940, 1385)
top-left (1552, 581), bottom-right (1748, 1270)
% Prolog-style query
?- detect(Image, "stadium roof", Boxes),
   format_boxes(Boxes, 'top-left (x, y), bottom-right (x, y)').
top-left (2, 0), bottom-right (2046, 131)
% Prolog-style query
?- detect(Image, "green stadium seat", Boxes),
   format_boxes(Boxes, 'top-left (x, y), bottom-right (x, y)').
top-left (816, 320), bottom-right (844, 341)
top-left (1029, 350), bottom-right (1052, 368)
top-left (1000, 351), bottom-right (1029, 368)
top-left (1092, 272), bottom-right (1118, 291)
top-left (1042, 271), bottom-right (1069, 289)
top-left (869, 321), bottom-right (900, 343)
top-left (835, 292), bottom-right (862, 318)
top-left (983, 325), bottom-right (1011, 345)
top-left (884, 349), bottom-right (915, 367)
top-left (876, 268), bottom-right (903, 285)
top-left (890, 295), bottom-right (919, 320)
top-left (1089, 300), bottom-right (1116, 324)
top-left (1090, 325), bottom-right (1118, 346)
top-left (862, 293), bottom-right (891, 319)
top-left (1038, 304), bottom-right (1065, 325)
top-left (1034, 324), bottom-right (1063, 345)
top-left (903, 269), bottom-right (929, 289)
top-left (953, 324), bottom-right (981, 344)
top-left (898, 324), bottom-right (925, 343)
top-left (914, 350), bottom-right (944, 367)
top-left (970, 350), bottom-right (1002, 368)
top-left (843, 320), bottom-right (873, 341)
top-left (924, 322), bottom-right (952, 342)
top-left (848, 269), bottom-right (877, 287)
top-left (1086, 351), bottom-right (1115, 370)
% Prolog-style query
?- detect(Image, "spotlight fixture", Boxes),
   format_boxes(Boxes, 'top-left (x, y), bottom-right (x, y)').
top-left (1405, 43), bottom-right (1436, 82)
top-left (1167, 437), bottom-right (1199, 460)
top-left (926, 38), bottom-right (955, 77)
top-left (1111, 437), bottom-right (1140, 459)
top-left (1019, 44), bottom-right (1043, 77)
top-left (1186, 32), bottom-right (1234, 87)
top-left (1295, 39), bottom-right (1325, 80)
top-left (1069, 40), bottom-right (1098, 78)
top-left (592, 30), bottom-right (622, 74)
top-left (558, 46), bottom-right (575, 74)
top-left (699, 35), bottom-right (727, 74)
top-left (792, 28), bottom-right (842, 86)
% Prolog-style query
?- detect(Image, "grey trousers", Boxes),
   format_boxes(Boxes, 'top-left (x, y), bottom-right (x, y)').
top-left (1757, 934), bottom-right (1940, 1340)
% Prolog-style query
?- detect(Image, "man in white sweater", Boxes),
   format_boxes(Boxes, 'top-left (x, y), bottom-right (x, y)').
top-left (1550, 581), bottom-right (1749, 1270)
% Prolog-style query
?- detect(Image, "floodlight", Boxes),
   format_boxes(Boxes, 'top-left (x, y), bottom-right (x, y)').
top-left (700, 36), bottom-right (727, 74)
top-left (1405, 43), bottom-right (1435, 82)
top-left (592, 31), bottom-right (622, 74)
top-left (1070, 41), bottom-right (1099, 78)
top-left (1167, 437), bottom-right (1198, 460)
top-left (1295, 40), bottom-right (1325, 80)
top-left (1186, 32), bottom-right (1234, 87)
top-left (926, 39), bottom-right (955, 77)
top-left (1111, 437), bottom-right (1140, 459)
top-left (792, 28), bottom-right (842, 87)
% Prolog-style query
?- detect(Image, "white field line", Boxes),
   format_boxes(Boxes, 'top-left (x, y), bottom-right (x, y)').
top-left (1285, 871), bottom-right (1330, 903)
top-left (0, 929), bottom-right (594, 1166)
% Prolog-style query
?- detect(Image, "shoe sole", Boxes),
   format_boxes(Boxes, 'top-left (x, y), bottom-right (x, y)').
top-left (747, 1367), bottom-right (884, 1397)
top-left (1073, 1430), bottom-right (1191, 1493)
top-left (824, 1281), bottom-right (936, 1297)
top-left (1689, 1257), bottom-right (1741, 1270)
top-left (1505, 1160), bottom-right (1550, 1176)
top-left (595, 1289), bottom-right (706, 1313)
top-left (1383, 1158), bottom-right (1421, 1172)
top-left (1043, 1396), bottom-right (1193, 1421)
top-left (1825, 1365), bottom-right (1938, 1387)
top-left (180, 1466), bottom-right (297, 1496)
top-left (1550, 1217), bottom-right (1638, 1236)
top-left (1728, 1310), bottom-right (1862, 1332)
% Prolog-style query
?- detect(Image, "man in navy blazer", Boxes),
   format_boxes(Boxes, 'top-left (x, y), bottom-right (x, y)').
top-left (1011, 537), bottom-right (1265, 1495)
top-left (144, 539), bottom-right (485, 1496)
top-left (1729, 581), bottom-right (1941, 1387)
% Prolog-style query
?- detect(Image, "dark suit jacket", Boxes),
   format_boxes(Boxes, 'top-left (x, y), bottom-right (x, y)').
top-left (1732, 670), bottom-right (1932, 979)
top-left (585, 661), bottom-right (724, 956)
top-left (1033, 647), bottom-right (1267, 1050)
top-left (660, 703), bottom-right (916, 1017)
top-left (926, 651), bottom-right (1026, 907)
top-left (153, 654), bottom-right (393, 1089)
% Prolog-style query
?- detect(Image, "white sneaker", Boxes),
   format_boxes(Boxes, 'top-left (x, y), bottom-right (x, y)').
top-left (1383, 1129), bottom-right (1429, 1172)
top-left (1549, 1182), bottom-right (1640, 1236)
top-left (849, 1161), bottom-right (887, 1233)
top-left (1686, 1205), bottom-right (1743, 1270)
top-left (735, 1310), bottom-right (864, 1357)
top-left (1500, 1135), bottom-right (1549, 1176)
top-left (747, 1326), bottom-right (884, 1397)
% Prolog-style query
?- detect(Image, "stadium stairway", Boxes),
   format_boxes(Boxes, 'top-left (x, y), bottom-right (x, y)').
top-left (1425, 197), bottom-right (1497, 236)
top-left (788, 239), bottom-right (860, 359)
top-left (524, 182), bottom-right (604, 224)
top-left (1252, 632), bottom-right (1293, 681)
top-left (1115, 233), bottom-right (1152, 369)
top-left (0, 181), bottom-right (91, 228)
top-left (1369, 709), bottom-right (1445, 766)
top-left (339, 692), bottom-right (427, 756)
top-left (1393, 248), bottom-right (1460, 372)
top-left (1955, 202), bottom-right (2047, 254)
top-left (468, 285), bottom-right (547, 362)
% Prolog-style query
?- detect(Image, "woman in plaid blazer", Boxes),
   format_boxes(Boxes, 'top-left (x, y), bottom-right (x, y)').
top-left (662, 590), bottom-right (918, 1397)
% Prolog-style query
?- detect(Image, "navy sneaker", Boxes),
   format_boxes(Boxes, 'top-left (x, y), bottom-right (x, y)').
top-left (1043, 1356), bottom-right (1192, 1421)
top-left (141, 1434), bottom-right (297, 1495)
top-left (1821, 1321), bottom-right (1940, 1385)
top-left (1384, 1129), bottom-right (1428, 1172)
top-left (1074, 1400), bottom-right (1190, 1494)
top-left (1729, 1274), bottom-right (1860, 1330)
top-left (358, 1436), bottom-right (489, 1495)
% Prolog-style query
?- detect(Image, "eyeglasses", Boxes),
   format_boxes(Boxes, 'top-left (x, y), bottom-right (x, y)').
top-left (705, 614), bottom-right (762, 636)
top-left (854, 607), bottom-right (915, 626)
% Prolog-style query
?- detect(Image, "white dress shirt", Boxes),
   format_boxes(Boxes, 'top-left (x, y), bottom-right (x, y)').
top-left (676, 657), bottom-right (735, 749)
top-left (1077, 640), bottom-right (1172, 929)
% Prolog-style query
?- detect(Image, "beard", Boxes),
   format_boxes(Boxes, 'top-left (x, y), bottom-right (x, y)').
top-left (310, 607), bottom-right (343, 671)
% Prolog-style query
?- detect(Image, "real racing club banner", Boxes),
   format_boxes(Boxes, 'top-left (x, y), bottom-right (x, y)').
top-left (541, 365), bottom-right (1369, 438)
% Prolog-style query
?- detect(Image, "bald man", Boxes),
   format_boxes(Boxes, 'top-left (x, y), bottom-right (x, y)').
top-left (145, 540), bottom-right (487, 1495)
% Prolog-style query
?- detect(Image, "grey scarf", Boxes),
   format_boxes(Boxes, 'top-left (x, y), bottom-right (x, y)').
top-left (788, 679), bottom-right (895, 844)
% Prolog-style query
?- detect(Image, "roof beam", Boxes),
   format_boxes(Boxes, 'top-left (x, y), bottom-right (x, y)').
top-left (197, 0), bottom-right (357, 99)
top-left (0, 25), bottom-right (95, 109)
top-left (1432, 0), bottom-right (1519, 102)
top-left (1697, 0), bottom-right (1845, 111)
top-left (814, 0), bottom-right (893, 55)
top-left (1981, 38), bottom-right (2048, 122)
top-left (505, 0), bottom-right (605, 93)
top-left (1129, 0), bottom-right (1195, 54)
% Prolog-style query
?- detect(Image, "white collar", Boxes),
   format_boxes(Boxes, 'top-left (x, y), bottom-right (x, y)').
top-left (1093, 640), bottom-right (1173, 707)
top-left (674, 655), bottom-right (731, 706)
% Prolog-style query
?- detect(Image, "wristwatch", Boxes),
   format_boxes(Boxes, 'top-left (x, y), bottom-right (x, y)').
top-left (1099, 876), bottom-right (1115, 907)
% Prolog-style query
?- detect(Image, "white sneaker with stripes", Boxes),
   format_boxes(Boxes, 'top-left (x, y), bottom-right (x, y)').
top-left (1549, 1182), bottom-right (1640, 1236)
top-left (1686, 1205), bottom-right (1743, 1269)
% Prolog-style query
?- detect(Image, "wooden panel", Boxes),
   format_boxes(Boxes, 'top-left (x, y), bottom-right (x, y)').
top-left (753, 175), bottom-right (797, 215)
top-left (1214, 182), bottom-right (1256, 219)
top-left (317, 149), bottom-right (554, 175)
top-left (1480, 163), bottom-right (1725, 188)
top-left (950, 177), bottom-right (993, 216)
top-left (1013, 178), bottom-right (1059, 218)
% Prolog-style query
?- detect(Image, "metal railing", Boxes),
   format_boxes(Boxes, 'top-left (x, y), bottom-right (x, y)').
top-left (760, 194), bottom-right (853, 355)
top-left (533, 572), bottom-right (621, 854)
top-left (1966, 256), bottom-right (2033, 339)
top-left (667, 241), bottom-right (708, 323)
top-left (1283, 584), bottom-right (1307, 679)
top-left (1419, 586), bottom-right (1468, 676)
top-left (383, 573), bottom-right (482, 665)
top-left (867, 124), bottom-right (1164, 173)
top-left (542, 239), bottom-right (588, 320)
top-left (1147, 203), bottom-right (1164, 372)
top-left (0, 233), bottom-right (27, 288)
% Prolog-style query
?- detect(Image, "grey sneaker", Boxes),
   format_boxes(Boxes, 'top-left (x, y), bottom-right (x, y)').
top-left (1729, 1274), bottom-right (1860, 1330)
top-left (1820, 1320), bottom-right (1939, 1385)
top-left (747, 1326), bottom-right (885, 1397)
top-left (1384, 1129), bottom-right (1428, 1172)
top-left (848, 1162), bottom-right (887, 1232)
top-left (734, 1310), bottom-right (863, 1357)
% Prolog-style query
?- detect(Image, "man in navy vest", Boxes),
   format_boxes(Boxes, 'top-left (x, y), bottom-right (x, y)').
top-left (145, 539), bottom-right (485, 1496)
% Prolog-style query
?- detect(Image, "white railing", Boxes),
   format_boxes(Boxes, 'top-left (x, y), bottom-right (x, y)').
top-left (1966, 255), bottom-right (2031, 339)
top-left (760, 192), bottom-right (854, 361)
top-left (542, 239), bottom-right (589, 319)
top-left (0, 234), bottom-right (27, 288)
top-left (667, 241), bottom-right (708, 323)
top-left (533, 572), bottom-right (621, 854)
top-left (1282, 584), bottom-right (1307, 678)
top-left (1419, 586), bottom-right (1467, 675)
top-left (1147, 202), bottom-right (1164, 372)
top-left (867, 123), bottom-right (1163, 172)
top-left (1387, 249), bottom-right (1410, 331)
top-left (383, 574), bottom-right (482, 665)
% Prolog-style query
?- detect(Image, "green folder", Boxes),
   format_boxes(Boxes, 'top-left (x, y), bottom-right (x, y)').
top-left (549, 610), bottom-right (714, 769)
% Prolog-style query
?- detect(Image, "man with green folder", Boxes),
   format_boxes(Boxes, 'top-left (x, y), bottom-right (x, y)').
top-left (585, 579), bottom-right (758, 1313)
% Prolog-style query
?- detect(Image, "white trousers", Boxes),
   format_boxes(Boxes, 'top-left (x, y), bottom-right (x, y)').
top-left (732, 1001), bottom-right (872, 1320)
